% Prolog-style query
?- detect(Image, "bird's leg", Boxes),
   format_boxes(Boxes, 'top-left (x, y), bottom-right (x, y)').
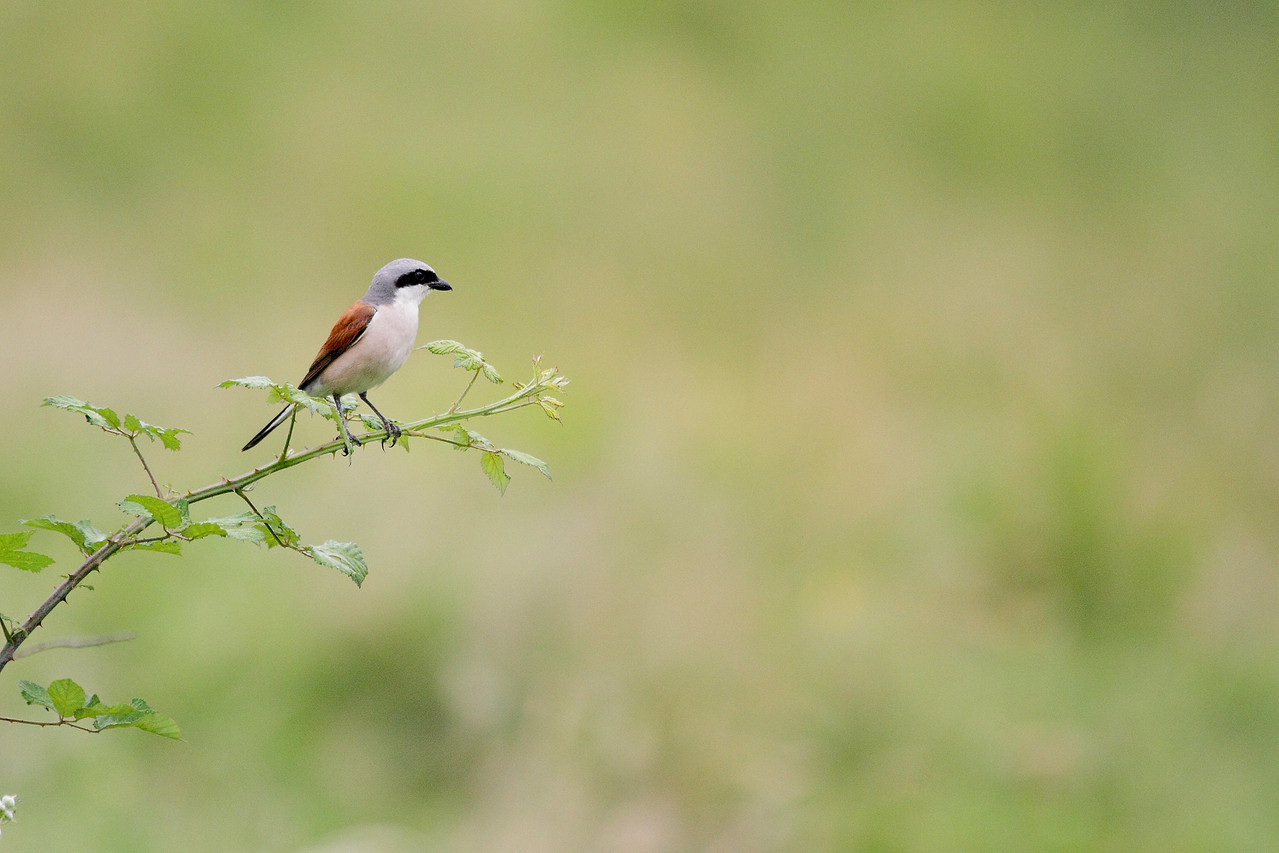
top-left (332, 395), bottom-right (362, 455)
top-left (359, 393), bottom-right (402, 448)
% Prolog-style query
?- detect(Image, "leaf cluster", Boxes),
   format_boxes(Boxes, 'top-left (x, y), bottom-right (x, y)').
top-left (18, 677), bottom-right (180, 739)
top-left (2, 340), bottom-right (565, 746)
top-left (43, 396), bottom-right (190, 450)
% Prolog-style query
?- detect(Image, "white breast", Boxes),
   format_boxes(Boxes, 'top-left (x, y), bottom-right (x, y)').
top-left (310, 294), bottom-right (421, 397)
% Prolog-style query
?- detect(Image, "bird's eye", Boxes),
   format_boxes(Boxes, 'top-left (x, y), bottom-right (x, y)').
top-left (420, 269), bottom-right (438, 283)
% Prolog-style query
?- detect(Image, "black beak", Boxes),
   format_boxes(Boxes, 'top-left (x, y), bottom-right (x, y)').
top-left (430, 280), bottom-right (452, 291)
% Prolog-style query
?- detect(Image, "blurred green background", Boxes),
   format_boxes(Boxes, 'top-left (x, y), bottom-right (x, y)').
top-left (2, 1), bottom-right (1279, 850)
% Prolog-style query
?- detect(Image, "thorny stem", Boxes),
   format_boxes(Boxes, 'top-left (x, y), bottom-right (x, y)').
top-left (276, 407), bottom-right (299, 464)
top-left (0, 368), bottom-right (564, 674)
top-left (449, 370), bottom-right (480, 413)
top-left (1, 715), bottom-right (100, 733)
top-left (0, 515), bottom-right (151, 671)
top-left (235, 488), bottom-right (285, 549)
top-left (128, 435), bottom-right (163, 498)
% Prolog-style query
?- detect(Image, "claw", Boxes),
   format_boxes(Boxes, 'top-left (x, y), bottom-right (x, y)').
top-left (381, 421), bottom-right (402, 449)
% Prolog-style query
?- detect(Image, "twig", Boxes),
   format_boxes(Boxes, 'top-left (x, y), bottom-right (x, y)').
top-left (12, 631), bottom-right (136, 658)
top-left (0, 516), bottom-right (150, 670)
top-left (128, 435), bottom-right (163, 498)
top-left (0, 715), bottom-right (100, 733)
top-left (449, 370), bottom-right (480, 413)
top-left (234, 488), bottom-right (285, 548)
top-left (0, 366), bottom-right (565, 674)
top-left (277, 406), bottom-right (298, 464)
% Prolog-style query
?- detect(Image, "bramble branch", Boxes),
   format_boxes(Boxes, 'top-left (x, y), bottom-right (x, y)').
top-left (0, 355), bottom-right (566, 674)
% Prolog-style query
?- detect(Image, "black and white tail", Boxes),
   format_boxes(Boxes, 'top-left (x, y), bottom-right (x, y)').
top-left (241, 405), bottom-right (294, 452)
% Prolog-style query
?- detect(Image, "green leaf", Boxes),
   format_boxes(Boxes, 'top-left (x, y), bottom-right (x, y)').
top-left (148, 426), bottom-right (187, 451)
top-left (501, 448), bottom-right (552, 480)
top-left (119, 494), bottom-right (182, 529)
top-left (453, 350), bottom-right (483, 371)
top-left (93, 711), bottom-right (144, 730)
top-left (19, 680), bottom-right (52, 709)
top-left (481, 451), bottom-right (510, 494)
top-left (305, 540), bottom-right (369, 587)
top-left (221, 376), bottom-right (329, 417)
top-left (127, 540), bottom-right (182, 555)
top-left (0, 549), bottom-right (55, 572)
top-left (180, 522), bottom-right (227, 540)
top-left (43, 395), bottom-right (114, 429)
top-left (48, 678), bottom-right (87, 718)
top-left (122, 413), bottom-right (143, 433)
top-left (22, 516), bottom-right (109, 557)
top-left (0, 531), bottom-right (35, 553)
top-left (0, 532), bottom-right (55, 571)
top-left (133, 712), bottom-right (182, 740)
top-left (258, 506), bottom-right (300, 549)
top-left (22, 516), bottom-right (84, 551)
top-left (97, 407), bottom-right (121, 429)
top-left (219, 375), bottom-right (276, 390)
top-left (76, 701), bottom-right (134, 720)
top-left (439, 425), bottom-right (492, 450)
top-left (202, 511), bottom-right (269, 543)
top-left (86, 697), bottom-right (180, 738)
top-left (22, 516), bottom-right (110, 554)
top-left (422, 340), bottom-right (502, 381)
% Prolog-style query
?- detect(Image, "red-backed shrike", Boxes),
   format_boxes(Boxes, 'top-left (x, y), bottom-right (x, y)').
top-left (241, 258), bottom-right (452, 453)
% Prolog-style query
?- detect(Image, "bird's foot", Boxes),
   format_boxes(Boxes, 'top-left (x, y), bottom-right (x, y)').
top-left (339, 433), bottom-right (363, 456)
top-left (381, 420), bottom-right (402, 449)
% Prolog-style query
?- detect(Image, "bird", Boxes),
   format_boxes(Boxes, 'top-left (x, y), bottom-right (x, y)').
top-left (241, 258), bottom-right (452, 453)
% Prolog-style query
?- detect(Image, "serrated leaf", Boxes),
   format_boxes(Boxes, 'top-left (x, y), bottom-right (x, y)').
top-left (202, 511), bottom-right (269, 543)
top-left (219, 376), bottom-right (277, 390)
top-left (481, 451), bottom-right (510, 494)
top-left (305, 540), bottom-right (368, 587)
top-left (482, 363), bottom-right (503, 384)
top-left (23, 516), bottom-right (84, 550)
top-left (0, 531), bottom-right (35, 553)
top-left (92, 709), bottom-right (147, 730)
top-left (271, 385), bottom-right (329, 417)
top-left (133, 712), bottom-right (182, 740)
top-left (43, 395), bottom-right (113, 428)
top-left (0, 530), bottom-right (55, 570)
top-left (175, 499), bottom-right (192, 526)
top-left (150, 427), bottom-right (186, 451)
top-left (47, 678), bottom-right (87, 718)
top-left (127, 540), bottom-right (182, 555)
top-left (75, 701), bottom-right (135, 720)
top-left (90, 697), bottom-right (176, 735)
top-left (258, 506), bottom-right (300, 549)
top-left (180, 522), bottom-right (227, 540)
top-left (423, 340), bottom-right (464, 354)
top-left (98, 407), bottom-right (121, 429)
top-left (453, 351), bottom-right (483, 371)
top-left (501, 448), bottom-right (552, 480)
top-left (19, 680), bottom-right (52, 709)
top-left (439, 424), bottom-right (473, 448)
top-left (538, 400), bottom-right (562, 421)
top-left (119, 494), bottom-right (182, 529)
top-left (0, 549), bottom-right (55, 572)
top-left (78, 521), bottom-right (111, 551)
top-left (122, 413), bottom-right (143, 433)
